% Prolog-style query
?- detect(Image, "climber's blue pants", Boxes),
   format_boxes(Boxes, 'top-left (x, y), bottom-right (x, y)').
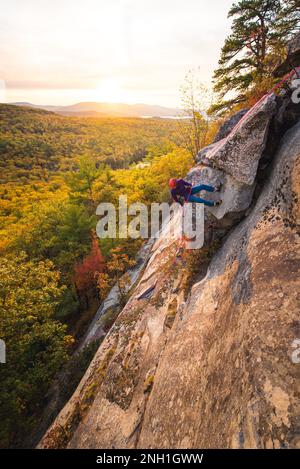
top-left (187, 184), bottom-right (215, 207)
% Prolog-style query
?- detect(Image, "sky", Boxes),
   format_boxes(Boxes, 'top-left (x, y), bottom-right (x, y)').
top-left (0, 0), bottom-right (234, 107)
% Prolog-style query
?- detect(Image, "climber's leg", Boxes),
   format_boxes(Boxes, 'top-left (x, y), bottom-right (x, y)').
top-left (188, 194), bottom-right (215, 207)
top-left (191, 184), bottom-right (215, 195)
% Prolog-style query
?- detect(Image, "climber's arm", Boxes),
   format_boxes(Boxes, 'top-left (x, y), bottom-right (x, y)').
top-left (177, 178), bottom-right (192, 188)
top-left (171, 192), bottom-right (184, 206)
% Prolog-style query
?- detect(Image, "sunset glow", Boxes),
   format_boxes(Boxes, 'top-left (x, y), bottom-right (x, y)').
top-left (0, 0), bottom-right (233, 106)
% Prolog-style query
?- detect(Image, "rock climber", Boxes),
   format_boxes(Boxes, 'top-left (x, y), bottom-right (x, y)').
top-left (169, 178), bottom-right (222, 207)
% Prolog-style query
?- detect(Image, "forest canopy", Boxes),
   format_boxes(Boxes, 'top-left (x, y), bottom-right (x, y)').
top-left (0, 104), bottom-right (193, 447)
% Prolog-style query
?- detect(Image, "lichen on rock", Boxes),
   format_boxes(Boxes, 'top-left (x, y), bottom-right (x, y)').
top-left (38, 42), bottom-right (300, 449)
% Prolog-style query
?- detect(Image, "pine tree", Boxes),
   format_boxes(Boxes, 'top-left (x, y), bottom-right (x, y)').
top-left (211, 0), bottom-right (300, 114)
top-left (276, 1), bottom-right (300, 39)
top-left (66, 156), bottom-right (101, 212)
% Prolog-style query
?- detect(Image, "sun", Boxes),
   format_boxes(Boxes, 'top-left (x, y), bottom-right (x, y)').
top-left (94, 78), bottom-right (127, 103)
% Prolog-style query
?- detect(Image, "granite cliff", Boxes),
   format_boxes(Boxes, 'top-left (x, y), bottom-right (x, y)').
top-left (39, 39), bottom-right (300, 449)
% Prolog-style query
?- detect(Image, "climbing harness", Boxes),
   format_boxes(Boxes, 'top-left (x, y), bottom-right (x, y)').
top-left (172, 64), bottom-right (300, 262)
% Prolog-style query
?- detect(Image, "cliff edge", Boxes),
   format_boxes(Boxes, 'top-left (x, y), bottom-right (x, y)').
top-left (39, 47), bottom-right (300, 450)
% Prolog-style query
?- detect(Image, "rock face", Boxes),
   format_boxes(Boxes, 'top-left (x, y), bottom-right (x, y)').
top-left (187, 164), bottom-right (255, 221)
top-left (274, 32), bottom-right (300, 77)
top-left (213, 108), bottom-right (249, 143)
top-left (198, 94), bottom-right (277, 186)
top-left (79, 239), bottom-right (154, 350)
top-left (191, 95), bottom-right (276, 221)
top-left (38, 60), bottom-right (300, 449)
top-left (136, 122), bottom-right (300, 449)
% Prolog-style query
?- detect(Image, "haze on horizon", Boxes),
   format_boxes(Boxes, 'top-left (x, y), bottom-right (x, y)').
top-left (0, 0), bottom-right (233, 108)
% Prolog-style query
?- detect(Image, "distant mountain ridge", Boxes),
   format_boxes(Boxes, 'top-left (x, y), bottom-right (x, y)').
top-left (9, 101), bottom-right (183, 118)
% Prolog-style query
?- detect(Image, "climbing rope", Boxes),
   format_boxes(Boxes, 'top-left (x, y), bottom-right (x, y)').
top-left (204, 65), bottom-right (300, 164)
top-left (173, 65), bottom-right (300, 259)
top-left (173, 186), bottom-right (192, 255)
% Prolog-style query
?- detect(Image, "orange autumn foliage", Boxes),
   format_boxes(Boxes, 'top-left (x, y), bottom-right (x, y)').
top-left (74, 234), bottom-right (105, 293)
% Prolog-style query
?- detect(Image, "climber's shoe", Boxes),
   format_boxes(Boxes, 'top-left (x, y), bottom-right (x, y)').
top-left (214, 183), bottom-right (222, 192)
top-left (214, 200), bottom-right (222, 207)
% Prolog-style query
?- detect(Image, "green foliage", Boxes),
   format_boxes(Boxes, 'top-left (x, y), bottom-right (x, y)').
top-left (112, 147), bottom-right (193, 205)
top-left (57, 338), bottom-right (103, 406)
top-left (0, 253), bottom-right (73, 448)
top-left (55, 286), bottom-right (80, 320)
top-left (179, 71), bottom-right (213, 158)
top-left (13, 201), bottom-right (95, 276)
top-left (98, 306), bottom-right (121, 332)
top-left (0, 104), bottom-right (182, 183)
top-left (66, 156), bottom-right (102, 211)
top-left (0, 103), bottom-right (194, 448)
top-left (212, 0), bottom-right (300, 114)
top-left (97, 247), bottom-right (136, 307)
top-left (0, 0), bottom-right (297, 449)
top-left (181, 241), bottom-right (222, 297)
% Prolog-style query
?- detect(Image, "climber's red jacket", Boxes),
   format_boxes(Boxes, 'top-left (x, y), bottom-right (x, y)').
top-left (170, 179), bottom-right (192, 205)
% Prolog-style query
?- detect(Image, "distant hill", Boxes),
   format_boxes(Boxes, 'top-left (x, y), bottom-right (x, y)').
top-left (9, 101), bottom-right (183, 118)
top-left (0, 103), bottom-right (182, 183)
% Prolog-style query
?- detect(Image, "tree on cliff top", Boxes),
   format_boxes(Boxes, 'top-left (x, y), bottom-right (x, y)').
top-left (211, 0), bottom-right (300, 114)
top-left (179, 70), bottom-right (214, 159)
